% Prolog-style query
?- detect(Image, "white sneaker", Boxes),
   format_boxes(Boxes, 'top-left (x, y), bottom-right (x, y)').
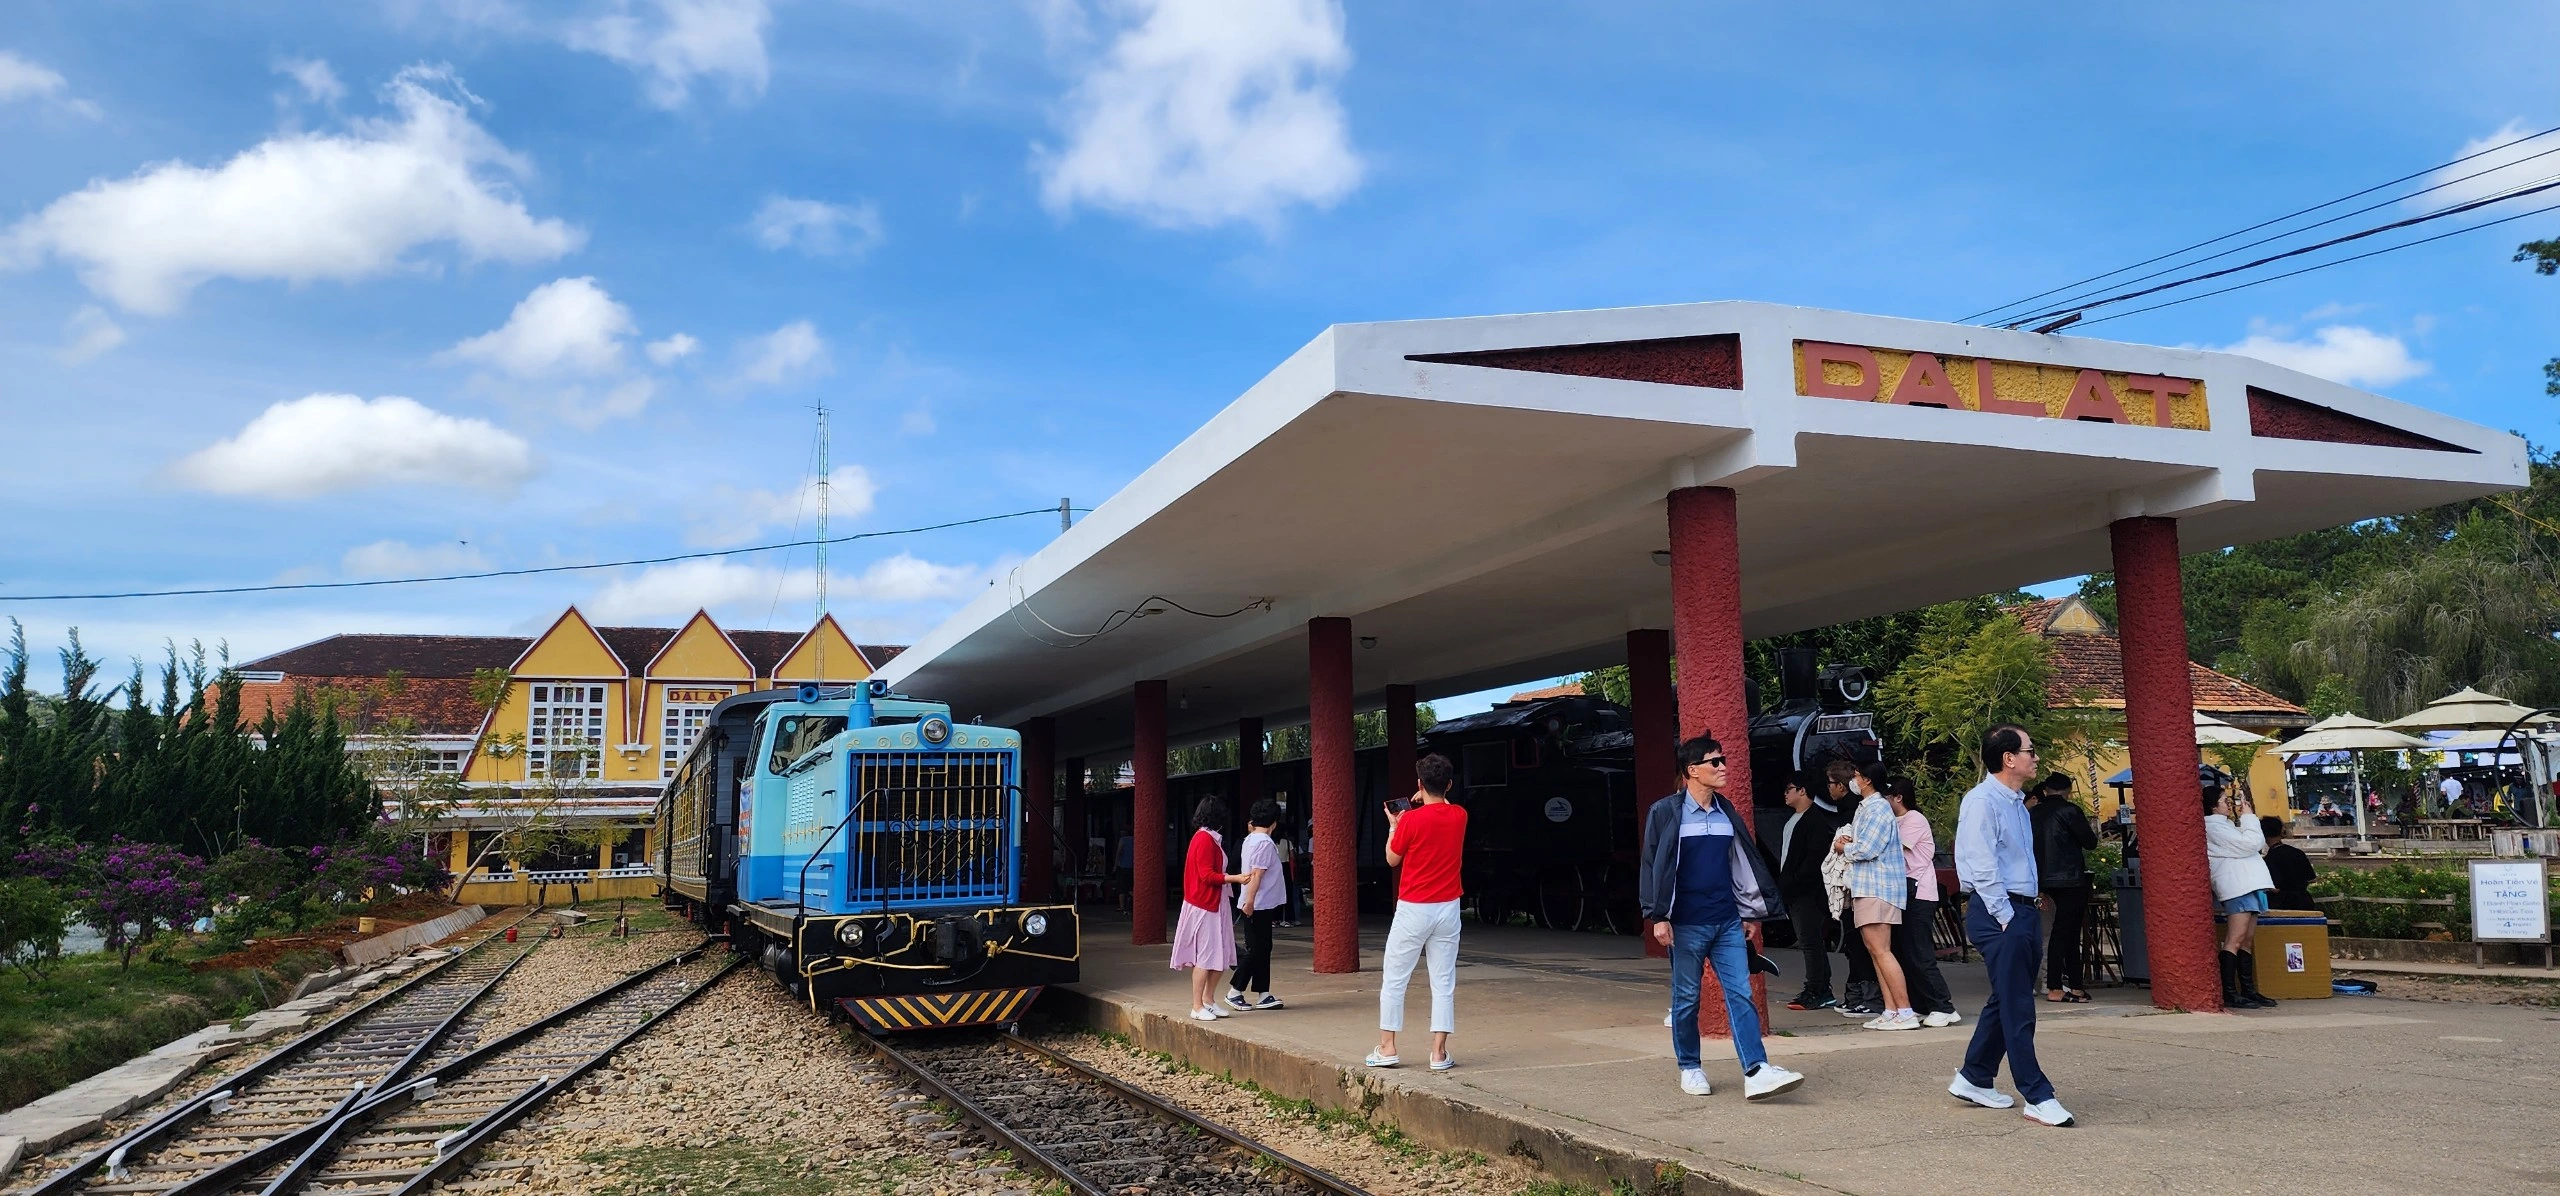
top-left (1743, 1063), bottom-right (1805, 1101)
top-left (1364, 1050), bottom-right (1400, 1068)
top-left (1679, 1068), bottom-right (1712, 1096)
top-left (1923, 1010), bottom-right (1962, 1028)
top-left (1948, 1072), bottom-right (2014, 1109)
top-left (1664, 1010), bottom-right (1675, 1028)
top-left (1207, 1002), bottom-right (1233, 1018)
top-left (1864, 1012), bottom-right (1920, 1031)
top-left (1190, 1007), bottom-right (1219, 1022)
top-left (2021, 1097), bottom-right (2076, 1127)
top-left (1224, 993), bottom-right (1253, 1011)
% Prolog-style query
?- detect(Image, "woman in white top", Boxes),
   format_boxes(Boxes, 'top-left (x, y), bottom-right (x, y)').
top-left (2203, 778), bottom-right (2277, 1010)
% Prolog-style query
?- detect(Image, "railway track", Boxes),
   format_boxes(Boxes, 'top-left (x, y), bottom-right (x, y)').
top-left (865, 1031), bottom-right (1372, 1196)
top-left (25, 914), bottom-right (552, 1196)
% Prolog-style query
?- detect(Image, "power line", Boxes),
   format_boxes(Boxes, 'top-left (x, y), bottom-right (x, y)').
top-left (1995, 174), bottom-right (2560, 330)
top-left (3, 507), bottom-right (1086, 602)
top-left (1961, 122), bottom-right (2560, 324)
top-left (2071, 195), bottom-right (2560, 330)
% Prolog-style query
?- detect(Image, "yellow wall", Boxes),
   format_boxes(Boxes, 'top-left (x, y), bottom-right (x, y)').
top-left (2068, 739), bottom-right (2294, 819)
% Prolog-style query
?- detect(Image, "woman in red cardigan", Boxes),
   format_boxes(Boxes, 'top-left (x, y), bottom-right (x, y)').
top-left (1171, 796), bottom-right (1251, 1021)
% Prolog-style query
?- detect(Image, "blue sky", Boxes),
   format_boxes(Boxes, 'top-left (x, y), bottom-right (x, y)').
top-left (4, 1), bottom-right (2557, 711)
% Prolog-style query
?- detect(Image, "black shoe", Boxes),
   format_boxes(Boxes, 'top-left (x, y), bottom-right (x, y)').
top-left (2236, 951), bottom-right (2278, 1008)
top-left (1786, 991), bottom-right (1838, 1011)
top-left (2219, 951), bottom-right (2245, 1009)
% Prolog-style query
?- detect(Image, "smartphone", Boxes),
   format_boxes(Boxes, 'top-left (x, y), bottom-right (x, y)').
top-left (1384, 796), bottom-right (1413, 815)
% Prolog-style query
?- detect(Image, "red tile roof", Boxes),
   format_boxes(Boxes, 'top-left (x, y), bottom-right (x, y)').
top-left (1509, 682), bottom-right (1587, 702)
top-left (237, 675), bottom-right (494, 736)
top-left (242, 626), bottom-right (903, 683)
top-left (2016, 598), bottom-right (2307, 721)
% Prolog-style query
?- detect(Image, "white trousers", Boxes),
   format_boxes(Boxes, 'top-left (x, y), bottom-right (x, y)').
top-left (1377, 898), bottom-right (1462, 1034)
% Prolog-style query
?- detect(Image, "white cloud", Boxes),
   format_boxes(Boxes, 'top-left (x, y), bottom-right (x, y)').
top-left (2414, 120), bottom-right (2560, 212)
top-left (450, 276), bottom-right (634, 377)
top-left (689, 465), bottom-right (878, 546)
top-left (0, 50), bottom-right (98, 116)
top-left (900, 407), bottom-right (935, 436)
top-left (2211, 323), bottom-right (2430, 389)
top-left (565, 0), bottom-right (771, 108)
top-left (3, 65), bottom-right (581, 314)
top-left (171, 393), bottom-right (536, 498)
top-left (736, 319), bottom-right (830, 387)
top-left (1035, 0), bottom-right (1363, 229)
top-left (342, 538), bottom-right (488, 577)
top-left (645, 332), bottom-right (698, 364)
top-left (588, 551), bottom-right (980, 622)
top-left (276, 57), bottom-right (346, 105)
top-left (749, 196), bottom-right (884, 257)
top-left (56, 305), bottom-right (125, 366)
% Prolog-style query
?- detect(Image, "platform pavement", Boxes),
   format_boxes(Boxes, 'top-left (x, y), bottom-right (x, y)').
top-left (1058, 911), bottom-right (2560, 1195)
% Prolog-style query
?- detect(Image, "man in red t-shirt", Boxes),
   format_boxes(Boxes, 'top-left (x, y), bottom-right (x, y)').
top-left (1369, 753), bottom-right (1468, 1071)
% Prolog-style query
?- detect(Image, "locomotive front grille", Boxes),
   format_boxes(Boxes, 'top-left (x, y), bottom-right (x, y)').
top-left (849, 751), bottom-right (1012, 905)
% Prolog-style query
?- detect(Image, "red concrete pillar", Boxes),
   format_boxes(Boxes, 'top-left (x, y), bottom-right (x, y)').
top-left (1133, 681), bottom-right (1169, 946)
top-left (1062, 754), bottom-right (1087, 897)
top-left (1628, 628), bottom-right (1677, 961)
top-left (2111, 516), bottom-right (2222, 1012)
top-left (1668, 486), bottom-right (1764, 1031)
top-left (1021, 717), bottom-right (1056, 903)
top-left (1309, 617), bottom-right (1360, 973)
top-left (1385, 684), bottom-right (1418, 806)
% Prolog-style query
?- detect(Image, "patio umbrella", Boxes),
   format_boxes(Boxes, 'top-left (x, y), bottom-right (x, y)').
top-left (2381, 687), bottom-right (2557, 733)
top-left (2278, 714), bottom-right (2431, 843)
top-left (2194, 711), bottom-right (2268, 746)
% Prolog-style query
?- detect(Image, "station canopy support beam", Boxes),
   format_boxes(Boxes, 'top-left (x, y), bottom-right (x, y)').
top-left (1133, 681), bottom-right (1168, 946)
top-left (1668, 485), bottom-right (1766, 1035)
top-left (1310, 617), bottom-right (1360, 973)
top-left (2113, 516), bottom-right (2223, 1012)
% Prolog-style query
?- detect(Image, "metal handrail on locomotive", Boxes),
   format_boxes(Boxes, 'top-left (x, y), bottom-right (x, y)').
top-left (655, 679), bottom-right (1077, 1031)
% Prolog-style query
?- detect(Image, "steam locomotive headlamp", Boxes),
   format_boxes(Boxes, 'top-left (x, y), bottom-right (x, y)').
top-left (836, 921), bottom-right (866, 947)
top-left (1818, 664), bottom-right (1875, 711)
top-left (1022, 912), bottom-right (1050, 937)
top-left (919, 715), bottom-right (953, 746)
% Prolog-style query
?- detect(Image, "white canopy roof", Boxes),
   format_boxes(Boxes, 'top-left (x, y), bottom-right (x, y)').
top-left (883, 302), bottom-right (2527, 758)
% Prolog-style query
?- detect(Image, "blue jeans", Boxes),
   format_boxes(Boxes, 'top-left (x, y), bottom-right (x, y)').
top-left (1669, 919), bottom-right (1767, 1072)
top-left (1961, 898), bottom-right (2055, 1104)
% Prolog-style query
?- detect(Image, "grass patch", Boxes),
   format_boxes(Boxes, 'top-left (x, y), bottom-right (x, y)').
top-left (0, 944), bottom-right (337, 1108)
top-left (547, 899), bottom-right (688, 937)
top-left (576, 1141), bottom-right (944, 1195)
top-left (1511, 1181), bottom-right (1644, 1196)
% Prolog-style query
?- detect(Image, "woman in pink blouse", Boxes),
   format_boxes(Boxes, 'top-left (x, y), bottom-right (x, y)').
top-left (1884, 776), bottom-right (1959, 1027)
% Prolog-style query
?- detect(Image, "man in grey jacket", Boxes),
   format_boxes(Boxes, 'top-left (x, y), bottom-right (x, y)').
top-left (1639, 735), bottom-right (1807, 1101)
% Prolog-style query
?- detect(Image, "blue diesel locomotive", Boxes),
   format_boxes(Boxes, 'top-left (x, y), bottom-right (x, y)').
top-left (656, 680), bottom-right (1079, 1031)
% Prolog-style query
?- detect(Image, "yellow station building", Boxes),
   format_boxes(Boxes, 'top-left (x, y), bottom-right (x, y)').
top-left (236, 608), bottom-right (900, 906)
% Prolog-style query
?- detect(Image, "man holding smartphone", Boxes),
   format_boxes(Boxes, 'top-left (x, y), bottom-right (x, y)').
top-left (1368, 754), bottom-right (1467, 1071)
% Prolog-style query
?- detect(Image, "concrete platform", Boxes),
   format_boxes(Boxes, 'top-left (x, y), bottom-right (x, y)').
top-left (1053, 912), bottom-right (2560, 1195)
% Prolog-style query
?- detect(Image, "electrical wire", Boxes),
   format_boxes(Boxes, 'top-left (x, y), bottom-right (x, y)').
top-left (1995, 174), bottom-right (2560, 329)
top-left (1000, 565), bottom-right (1272, 649)
top-left (4, 508), bottom-right (1072, 602)
top-left (1986, 143), bottom-right (2560, 327)
top-left (2070, 195), bottom-right (2560, 330)
top-left (1960, 122), bottom-right (2560, 324)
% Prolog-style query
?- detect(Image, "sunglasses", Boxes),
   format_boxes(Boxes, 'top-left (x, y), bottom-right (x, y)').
top-left (1696, 755), bottom-right (1727, 768)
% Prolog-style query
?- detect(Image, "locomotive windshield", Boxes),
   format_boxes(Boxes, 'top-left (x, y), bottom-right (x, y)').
top-left (768, 714), bottom-right (848, 774)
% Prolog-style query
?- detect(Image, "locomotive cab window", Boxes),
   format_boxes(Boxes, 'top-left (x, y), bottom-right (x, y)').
top-left (769, 715), bottom-right (848, 774)
top-left (1461, 741), bottom-right (1508, 789)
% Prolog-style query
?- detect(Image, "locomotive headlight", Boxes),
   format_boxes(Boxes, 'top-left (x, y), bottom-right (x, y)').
top-left (919, 715), bottom-right (952, 746)
top-left (1022, 913), bottom-right (1049, 937)
top-left (836, 921), bottom-right (866, 947)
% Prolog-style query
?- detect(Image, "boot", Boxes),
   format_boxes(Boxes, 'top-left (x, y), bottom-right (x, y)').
top-left (2219, 951), bottom-right (2242, 1009)
top-left (2236, 951), bottom-right (2277, 1008)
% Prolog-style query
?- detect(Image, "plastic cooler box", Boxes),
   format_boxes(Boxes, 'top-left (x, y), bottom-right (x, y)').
top-left (2251, 911), bottom-right (2331, 1000)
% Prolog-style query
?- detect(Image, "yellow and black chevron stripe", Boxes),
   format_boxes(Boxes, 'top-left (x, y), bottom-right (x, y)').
top-left (842, 986), bottom-right (1042, 1032)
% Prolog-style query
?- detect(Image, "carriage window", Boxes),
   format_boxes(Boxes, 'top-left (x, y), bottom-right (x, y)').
top-left (1461, 742), bottom-right (1508, 789)
top-left (768, 715), bottom-right (848, 774)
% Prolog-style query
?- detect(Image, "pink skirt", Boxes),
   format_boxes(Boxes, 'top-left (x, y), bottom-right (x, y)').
top-left (1168, 894), bottom-right (1236, 971)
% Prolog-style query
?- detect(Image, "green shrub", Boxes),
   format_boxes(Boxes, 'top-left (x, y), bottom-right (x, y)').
top-left (0, 876), bottom-right (67, 982)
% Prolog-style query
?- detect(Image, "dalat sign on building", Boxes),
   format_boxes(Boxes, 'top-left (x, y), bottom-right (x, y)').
top-left (1794, 340), bottom-right (2209, 429)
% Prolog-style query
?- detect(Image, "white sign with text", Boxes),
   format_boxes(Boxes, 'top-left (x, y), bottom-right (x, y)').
top-left (2469, 859), bottom-right (2552, 944)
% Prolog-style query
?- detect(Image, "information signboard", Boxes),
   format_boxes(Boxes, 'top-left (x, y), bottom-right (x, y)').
top-left (2469, 858), bottom-right (2552, 944)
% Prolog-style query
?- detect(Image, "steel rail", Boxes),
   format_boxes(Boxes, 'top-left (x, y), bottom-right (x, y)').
top-left (999, 1033), bottom-right (1370, 1196)
top-left (857, 1031), bottom-right (1373, 1196)
top-left (26, 909), bottom-right (543, 1196)
top-left (857, 1033), bottom-right (1108, 1196)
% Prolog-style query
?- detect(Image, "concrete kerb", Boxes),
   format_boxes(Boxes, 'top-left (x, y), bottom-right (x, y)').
top-left (1039, 986), bottom-right (1830, 1196)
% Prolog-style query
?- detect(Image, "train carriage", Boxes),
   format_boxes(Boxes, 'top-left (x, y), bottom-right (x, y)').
top-left (656, 680), bottom-right (1078, 1031)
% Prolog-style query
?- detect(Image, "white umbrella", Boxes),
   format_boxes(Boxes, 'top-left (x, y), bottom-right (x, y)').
top-left (2194, 711), bottom-right (2269, 746)
top-left (2277, 714), bottom-right (2432, 844)
top-left (2382, 687), bottom-right (2558, 733)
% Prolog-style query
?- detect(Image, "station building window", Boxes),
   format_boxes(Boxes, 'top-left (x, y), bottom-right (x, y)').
top-left (662, 697), bottom-right (718, 778)
top-left (528, 684), bottom-right (607, 779)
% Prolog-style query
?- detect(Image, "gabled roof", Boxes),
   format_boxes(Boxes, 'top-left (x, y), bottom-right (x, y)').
top-left (2017, 597), bottom-right (2307, 721)
top-left (728, 630), bottom-right (801, 676)
top-left (241, 634), bottom-right (532, 678)
top-left (597, 626), bottom-right (679, 675)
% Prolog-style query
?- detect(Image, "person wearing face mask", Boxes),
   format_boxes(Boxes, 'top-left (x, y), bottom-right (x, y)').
top-left (1832, 761), bottom-right (1916, 1031)
top-left (1824, 758), bottom-right (1885, 1018)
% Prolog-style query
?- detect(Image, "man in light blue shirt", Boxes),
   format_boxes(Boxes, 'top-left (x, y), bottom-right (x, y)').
top-left (1948, 724), bottom-right (2074, 1128)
